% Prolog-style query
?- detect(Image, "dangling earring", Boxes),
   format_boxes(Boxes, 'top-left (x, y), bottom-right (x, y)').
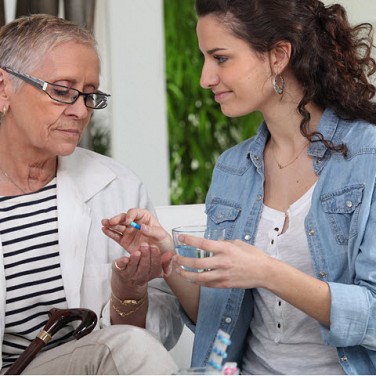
top-left (2, 105), bottom-right (8, 116)
top-left (273, 74), bottom-right (285, 95)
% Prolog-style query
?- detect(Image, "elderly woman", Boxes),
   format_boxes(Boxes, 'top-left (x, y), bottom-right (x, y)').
top-left (0, 14), bottom-right (179, 375)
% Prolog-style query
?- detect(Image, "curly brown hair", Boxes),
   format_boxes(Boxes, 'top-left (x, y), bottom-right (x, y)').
top-left (195, 0), bottom-right (376, 154)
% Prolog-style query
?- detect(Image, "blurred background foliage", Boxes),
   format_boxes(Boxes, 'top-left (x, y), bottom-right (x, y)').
top-left (164, 0), bottom-right (263, 204)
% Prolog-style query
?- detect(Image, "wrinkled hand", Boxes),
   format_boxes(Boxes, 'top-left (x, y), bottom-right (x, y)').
top-left (111, 243), bottom-right (174, 299)
top-left (102, 208), bottom-right (174, 255)
top-left (173, 235), bottom-right (272, 289)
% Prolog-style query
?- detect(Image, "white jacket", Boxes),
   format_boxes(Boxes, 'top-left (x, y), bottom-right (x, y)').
top-left (0, 148), bottom-right (182, 368)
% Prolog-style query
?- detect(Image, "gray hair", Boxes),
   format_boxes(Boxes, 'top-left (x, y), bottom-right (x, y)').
top-left (0, 14), bottom-right (98, 88)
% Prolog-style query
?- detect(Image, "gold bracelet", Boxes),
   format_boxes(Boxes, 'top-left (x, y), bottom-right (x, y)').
top-left (111, 292), bottom-right (147, 306)
top-left (111, 297), bottom-right (147, 317)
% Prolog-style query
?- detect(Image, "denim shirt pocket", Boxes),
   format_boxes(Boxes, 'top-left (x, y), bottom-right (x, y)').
top-left (206, 199), bottom-right (242, 239)
top-left (320, 184), bottom-right (364, 245)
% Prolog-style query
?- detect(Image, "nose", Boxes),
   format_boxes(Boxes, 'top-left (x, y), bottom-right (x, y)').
top-left (65, 95), bottom-right (90, 118)
top-left (200, 61), bottom-right (219, 89)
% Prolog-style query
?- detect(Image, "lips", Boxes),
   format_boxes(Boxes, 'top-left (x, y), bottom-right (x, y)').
top-left (213, 90), bottom-right (232, 102)
top-left (57, 128), bottom-right (81, 138)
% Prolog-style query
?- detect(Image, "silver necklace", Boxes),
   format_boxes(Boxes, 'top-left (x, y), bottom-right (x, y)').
top-left (0, 166), bottom-right (27, 194)
top-left (271, 142), bottom-right (308, 169)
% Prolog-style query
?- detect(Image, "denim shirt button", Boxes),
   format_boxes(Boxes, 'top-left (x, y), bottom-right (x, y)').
top-left (341, 355), bottom-right (348, 362)
top-left (346, 200), bottom-right (353, 208)
top-left (244, 234), bottom-right (251, 241)
top-left (319, 271), bottom-right (327, 278)
top-left (257, 194), bottom-right (263, 201)
top-left (224, 317), bottom-right (232, 324)
top-left (309, 229), bottom-right (315, 236)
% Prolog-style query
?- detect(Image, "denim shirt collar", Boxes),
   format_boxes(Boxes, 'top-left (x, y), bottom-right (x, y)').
top-left (246, 107), bottom-right (340, 170)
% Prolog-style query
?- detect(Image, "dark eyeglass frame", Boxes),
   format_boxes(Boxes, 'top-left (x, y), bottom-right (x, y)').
top-left (1, 66), bottom-right (110, 110)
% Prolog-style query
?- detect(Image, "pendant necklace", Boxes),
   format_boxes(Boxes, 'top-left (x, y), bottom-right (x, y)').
top-left (0, 166), bottom-right (27, 194)
top-left (271, 142), bottom-right (308, 169)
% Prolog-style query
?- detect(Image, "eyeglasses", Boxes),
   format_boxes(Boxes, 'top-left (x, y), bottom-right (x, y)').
top-left (1, 66), bottom-right (110, 110)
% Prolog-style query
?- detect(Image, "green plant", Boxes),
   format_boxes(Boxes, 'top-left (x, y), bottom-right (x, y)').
top-left (79, 116), bottom-right (111, 156)
top-left (91, 122), bottom-right (111, 156)
top-left (164, 0), bottom-right (263, 204)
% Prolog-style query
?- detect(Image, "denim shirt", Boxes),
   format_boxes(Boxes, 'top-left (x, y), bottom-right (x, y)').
top-left (183, 108), bottom-right (376, 374)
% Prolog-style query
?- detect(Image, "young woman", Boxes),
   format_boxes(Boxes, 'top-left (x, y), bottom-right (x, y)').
top-left (103, 0), bottom-right (376, 373)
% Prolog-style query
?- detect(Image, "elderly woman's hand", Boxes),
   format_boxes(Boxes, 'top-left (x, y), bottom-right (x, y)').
top-left (110, 243), bottom-right (173, 326)
top-left (102, 208), bottom-right (175, 254)
top-left (111, 243), bottom-right (172, 300)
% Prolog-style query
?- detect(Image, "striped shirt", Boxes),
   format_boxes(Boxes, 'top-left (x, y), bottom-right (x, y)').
top-left (0, 178), bottom-right (73, 369)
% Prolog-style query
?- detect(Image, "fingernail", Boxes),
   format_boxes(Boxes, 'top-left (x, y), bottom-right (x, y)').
top-left (165, 262), bottom-right (173, 276)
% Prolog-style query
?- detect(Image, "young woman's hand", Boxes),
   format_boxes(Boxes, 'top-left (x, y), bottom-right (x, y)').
top-left (173, 235), bottom-right (272, 289)
top-left (101, 208), bottom-right (175, 254)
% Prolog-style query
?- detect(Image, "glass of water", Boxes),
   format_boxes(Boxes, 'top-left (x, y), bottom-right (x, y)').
top-left (172, 225), bottom-right (225, 272)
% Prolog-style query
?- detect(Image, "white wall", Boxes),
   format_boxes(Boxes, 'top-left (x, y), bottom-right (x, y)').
top-left (324, 0), bottom-right (376, 26)
top-left (105, 0), bottom-right (170, 206)
top-left (323, 0), bottom-right (376, 79)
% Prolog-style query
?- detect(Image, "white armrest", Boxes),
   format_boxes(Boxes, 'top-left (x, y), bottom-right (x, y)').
top-left (155, 204), bottom-right (206, 369)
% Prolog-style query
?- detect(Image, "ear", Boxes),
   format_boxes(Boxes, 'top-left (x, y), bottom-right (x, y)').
top-left (269, 40), bottom-right (292, 75)
top-left (0, 69), bottom-right (11, 109)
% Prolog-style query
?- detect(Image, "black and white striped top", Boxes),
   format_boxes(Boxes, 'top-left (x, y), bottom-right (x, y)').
top-left (0, 179), bottom-right (73, 369)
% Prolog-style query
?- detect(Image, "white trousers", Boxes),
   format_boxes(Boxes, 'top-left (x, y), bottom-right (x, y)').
top-left (20, 325), bottom-right (178, 375)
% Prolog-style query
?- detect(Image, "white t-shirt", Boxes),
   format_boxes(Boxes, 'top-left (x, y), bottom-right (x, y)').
top-left (242, 184), bottom-right (345, 375)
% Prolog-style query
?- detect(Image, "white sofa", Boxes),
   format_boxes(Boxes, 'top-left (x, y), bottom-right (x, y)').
top-left (155, 204), bottom-right (207, 369)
